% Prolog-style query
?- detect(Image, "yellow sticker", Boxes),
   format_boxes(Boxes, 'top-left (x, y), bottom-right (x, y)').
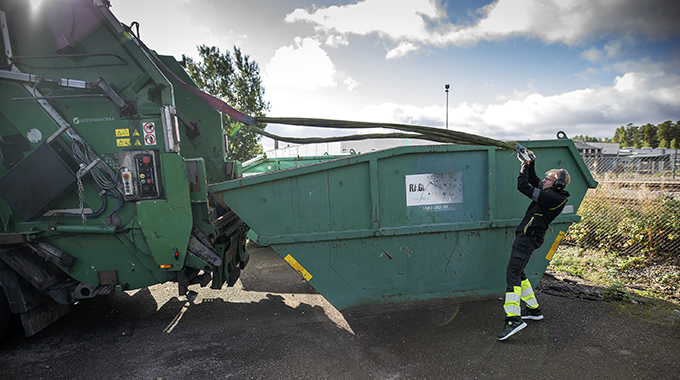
top-left (116, 138), bottom-right (131, 147)
top-left (134, 139), bottom-right (142, 146)
top-left (545, 231), bottom-right (566, 260)
top-left (115, 128), bottom-right (130, 137)
top-left (132, 129), bottom-right (141, 136)
top-left (284, 254), bottom-right (313, 281)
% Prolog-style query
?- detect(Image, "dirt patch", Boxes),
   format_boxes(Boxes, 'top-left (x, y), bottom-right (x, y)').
top-left (538, 268), bottom-right (680, 326)
top-left (537, 268), bottom-right (606, 301)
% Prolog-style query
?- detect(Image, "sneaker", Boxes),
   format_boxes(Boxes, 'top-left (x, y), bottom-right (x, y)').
top-left (497, 318), bottom-right (527, 341)
top-left (521, 306), bottom-right (543, 320)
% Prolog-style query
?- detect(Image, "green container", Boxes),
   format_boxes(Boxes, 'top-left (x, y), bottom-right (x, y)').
top-left (243, 154), bottom-right (348, 243)
top-left (243, 154), bottom-right (347, 176)
top-left (210, 140), bottom-right (597, 310)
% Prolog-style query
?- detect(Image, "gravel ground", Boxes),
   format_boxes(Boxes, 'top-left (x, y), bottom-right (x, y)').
top-left (1, 246), bottom-right (679, 379)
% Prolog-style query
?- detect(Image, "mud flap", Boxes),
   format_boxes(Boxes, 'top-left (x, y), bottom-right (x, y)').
top-left (19, 297), bottom-right (70, 337)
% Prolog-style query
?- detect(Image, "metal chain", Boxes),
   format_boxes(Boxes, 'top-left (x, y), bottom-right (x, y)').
top-left (77, 165), bottom-right (87, 225)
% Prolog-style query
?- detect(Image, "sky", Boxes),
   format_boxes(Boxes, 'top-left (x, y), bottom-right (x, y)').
top-left (109, 0), bottom-right (680, 151)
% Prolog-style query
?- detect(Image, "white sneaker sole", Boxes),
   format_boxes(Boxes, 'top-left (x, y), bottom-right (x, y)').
top-left (522, 315), bottom-right (544, 320)
top-left (498, 321), bottom-right (527, 341)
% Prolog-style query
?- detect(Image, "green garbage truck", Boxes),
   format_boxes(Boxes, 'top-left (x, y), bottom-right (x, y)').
top-left (0, 0), bottom-right (597, 339)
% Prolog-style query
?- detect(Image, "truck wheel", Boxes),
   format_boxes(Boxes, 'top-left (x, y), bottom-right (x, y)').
top-left (0, 285), bottom-right (11, 340)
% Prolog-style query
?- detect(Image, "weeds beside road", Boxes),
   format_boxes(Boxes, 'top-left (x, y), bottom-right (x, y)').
top-left (551, 245), bottom-right (680, 304)
top-left (546, 244), bottom-right (680, 325)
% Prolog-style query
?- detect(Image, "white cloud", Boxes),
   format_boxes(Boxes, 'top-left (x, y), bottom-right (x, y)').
top-left (286, 0), bottom-right (439, 40)
top-left (264, 37), bottom-right (337, 90)
top-left (344, 77), bottom-right (359, 92)
top-left (325, 34), bottom-right (349, 47)
top-left (437, 0), bottom-right (680, 47)
top-left (385, 42), bottom-right (419, 60)
top-left (286, 0), bottom-right (680, 58)
top-left (579, 41), bottom-right (624, 63)
top-left (261, 70), bottom-right (679, 151)
top-left (580, 47), bottom-right (603, 62)
top-left (604, 42), bottom-right (622, 59)
top-left (349, 70), bottom-right (680, 140)
top-left (264, 36), bottom-right (360, 95)
top-left (286, 0), bottom-right (441, 56)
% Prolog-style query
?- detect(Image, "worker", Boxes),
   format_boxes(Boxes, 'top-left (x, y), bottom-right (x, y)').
top-left (497, 149), bottom-right (570, 341)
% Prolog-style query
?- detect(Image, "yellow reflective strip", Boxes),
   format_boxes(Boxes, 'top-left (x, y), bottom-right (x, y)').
top-left (505, 289), bottom-right (522, 316)
top-left (521, 293), bottom-right (536, 301)
top-left (545, 231), bottom-right (566, 260)
top-left (284, 254), bottom-right (313, 281)
top-left (549, 198), bottom-right (568, 211)
top-left (519, 280), bottom-right (538, 306)
top-left (523, 216), bottom-right (534, 235)
top-left (504, 304), bottom-right (521, 317)
top-left (524, 297), bottom-right (539, 308)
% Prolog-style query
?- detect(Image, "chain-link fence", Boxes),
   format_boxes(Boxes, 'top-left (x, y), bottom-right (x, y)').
top-left (565, 153), bottom-right (680, 256)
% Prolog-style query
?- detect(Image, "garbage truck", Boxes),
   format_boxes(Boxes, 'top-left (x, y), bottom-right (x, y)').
top-left (0, 0), bottom-right (597, 339)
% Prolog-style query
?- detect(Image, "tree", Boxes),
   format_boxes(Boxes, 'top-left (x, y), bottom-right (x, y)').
top-left (612, 126), bottom-right (628, 148)
top-left (619, 124), bottom-right (643, 148)
top-left (657, 120), bottom-right (673, 148)
top-left (183, 45), bottom-right (270, 161)
top-left (642, 123), bottom-right (658, 148)
top-left (581, 121), bottom-right (680, 149)
top-left (574, 135), bottom-right (603, 143)
top-left (612, 124), bottom-right (640, 148)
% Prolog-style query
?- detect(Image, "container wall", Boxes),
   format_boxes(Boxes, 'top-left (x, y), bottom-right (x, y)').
top-left (210, 141), bottom-right (596, 310)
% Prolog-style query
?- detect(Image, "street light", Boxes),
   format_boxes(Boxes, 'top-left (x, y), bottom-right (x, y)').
top-left (445, 84), bottom-right (450, 130)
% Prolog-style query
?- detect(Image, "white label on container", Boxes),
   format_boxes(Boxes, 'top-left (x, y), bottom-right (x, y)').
top-left (405, 172), bottom-right (463, 208)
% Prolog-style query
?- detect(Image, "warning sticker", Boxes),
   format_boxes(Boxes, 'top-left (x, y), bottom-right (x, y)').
top-left (115, 128), bottom-right (129, 137)
top-left (117, 138), bottom-right (131, 147)
top-left (143, 122), bottom-right (157, 146)
top-left (144, 134), bottom-right (156, 145)
top-left (133, 129), bottom-right (140, 136)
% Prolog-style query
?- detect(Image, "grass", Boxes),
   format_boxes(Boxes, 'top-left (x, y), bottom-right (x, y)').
top-left (549, 245), bottom-right (680, 304)
top-left (549, 245), bottom-right (680, 325)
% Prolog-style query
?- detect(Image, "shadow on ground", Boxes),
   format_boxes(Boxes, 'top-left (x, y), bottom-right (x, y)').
top-left (1, 245), bottom-right (678, 379)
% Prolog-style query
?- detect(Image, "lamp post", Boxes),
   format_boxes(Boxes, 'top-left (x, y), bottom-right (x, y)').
top-left (445, 84), bottom-right (450, 130)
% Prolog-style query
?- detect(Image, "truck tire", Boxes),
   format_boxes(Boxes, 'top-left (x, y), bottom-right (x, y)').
top-left (0, 285), bottom-right (10, 340)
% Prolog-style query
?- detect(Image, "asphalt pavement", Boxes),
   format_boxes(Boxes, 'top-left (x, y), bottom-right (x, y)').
top-left (1, 244), bottom-right (679, 379)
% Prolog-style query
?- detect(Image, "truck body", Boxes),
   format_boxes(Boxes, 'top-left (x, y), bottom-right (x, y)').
top-left (0, 0), bottom-right (248, 337)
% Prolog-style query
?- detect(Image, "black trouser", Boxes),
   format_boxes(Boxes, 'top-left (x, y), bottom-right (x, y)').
top-left (505, 233), bottom-right (543, 292)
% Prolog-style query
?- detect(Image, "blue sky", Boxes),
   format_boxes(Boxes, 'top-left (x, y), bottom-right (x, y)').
top-left (110, 0), bottom-right (680, 151)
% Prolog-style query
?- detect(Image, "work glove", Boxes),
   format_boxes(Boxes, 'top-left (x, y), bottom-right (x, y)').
top-left (517, 148), bottom-right (535, 164)
top-left (517, 148), bottom-right (535, 174)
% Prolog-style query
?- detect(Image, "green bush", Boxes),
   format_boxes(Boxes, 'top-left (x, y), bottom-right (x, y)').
top-left (565, 183), bottom-right (680, 257)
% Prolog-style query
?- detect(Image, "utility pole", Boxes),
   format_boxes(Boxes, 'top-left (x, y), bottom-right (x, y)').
top-left (445, 84), bottom-right (450, 129)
